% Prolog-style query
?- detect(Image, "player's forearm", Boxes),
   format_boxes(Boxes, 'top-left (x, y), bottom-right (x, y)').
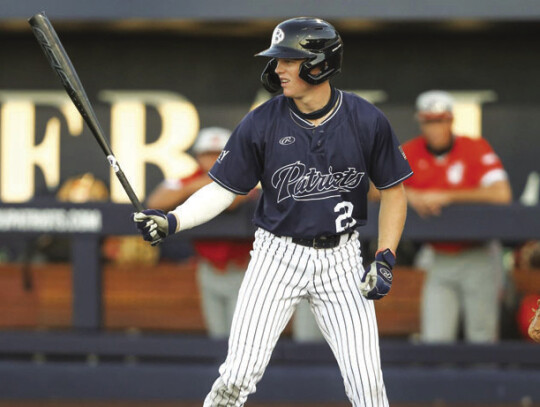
top-left (169, 181), bottom-right (237, 232)
top-left (446, 180), bottom-right (512, 205)
top-left (378, 184), bottom-right (408, 253)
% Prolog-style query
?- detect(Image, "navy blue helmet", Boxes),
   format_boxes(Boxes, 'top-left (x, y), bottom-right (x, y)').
top-left (255, 17), bottom-right (343, 92)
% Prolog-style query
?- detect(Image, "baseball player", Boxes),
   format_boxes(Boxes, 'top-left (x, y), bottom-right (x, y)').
top-left (403, 90), bottom-right (512, 343)
top-left (133, 17), bottom-right (412, 407)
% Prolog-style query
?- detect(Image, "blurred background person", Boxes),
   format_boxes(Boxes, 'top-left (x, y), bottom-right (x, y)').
top-left (514, 240), bottom-right (540, 341)
top-left (146, 127), bottom-right (255, 339)
top-left (402, 90), bottom-right (512, 343)
top-left (513, 172), bottom-right (540, 340)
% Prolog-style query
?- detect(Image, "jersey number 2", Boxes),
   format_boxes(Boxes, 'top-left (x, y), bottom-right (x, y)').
top-left (334, 201), bottom-right (356, 233)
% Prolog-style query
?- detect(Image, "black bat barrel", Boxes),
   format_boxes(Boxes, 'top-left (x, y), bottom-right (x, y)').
top-left (28, 12), bottom-right (144, 212)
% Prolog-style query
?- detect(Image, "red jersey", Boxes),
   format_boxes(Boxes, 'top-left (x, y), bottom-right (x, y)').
top-left (403, 135), bottom-right (507, 253)
top-left (174, 168), bottom-right (253, 271)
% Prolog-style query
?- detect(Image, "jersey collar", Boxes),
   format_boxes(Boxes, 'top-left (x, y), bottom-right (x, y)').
top-left (288, 90), bottom-right (343, 129)
top-left (286, 86), bottom-right (338, 121)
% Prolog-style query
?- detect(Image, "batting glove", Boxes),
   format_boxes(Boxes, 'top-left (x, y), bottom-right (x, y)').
top-left (360, 249), bottom-right (396, 300)
top-left (132, 209), bottom-right (178, 246)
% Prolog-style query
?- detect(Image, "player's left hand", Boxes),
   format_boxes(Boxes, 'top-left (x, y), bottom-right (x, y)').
top-left (132, 209), bottom-right (178, 246)
top-left (360, 249), bottom-right (396, 300)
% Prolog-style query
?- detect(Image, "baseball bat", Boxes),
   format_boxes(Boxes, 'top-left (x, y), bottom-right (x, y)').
top-left (28, 12), bottom-right (144, 212)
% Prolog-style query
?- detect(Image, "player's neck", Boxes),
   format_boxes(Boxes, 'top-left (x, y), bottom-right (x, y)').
top-left (288, 84), bottom-right (336, 125)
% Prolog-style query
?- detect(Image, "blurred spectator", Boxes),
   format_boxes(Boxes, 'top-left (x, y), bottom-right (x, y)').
top-left (402, 90), bottom-right (512, 343)
top-left (514, 241), bottom-right (540, 340)
top-left (146, 127), bottom-right (256, 339)
top-left (512, 171), bottom-right (540, 340)
top-left (517, 294), bottom-right (540, 340)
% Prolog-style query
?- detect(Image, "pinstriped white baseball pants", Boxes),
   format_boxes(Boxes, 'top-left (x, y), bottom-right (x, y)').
top-left (204, 228), bottom-right (389, 407)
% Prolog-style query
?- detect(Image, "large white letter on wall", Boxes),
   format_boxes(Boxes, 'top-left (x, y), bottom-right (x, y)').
top-left (0, 91), bottom-right (82, 202)
top-left (449, 91), bottom-right (497, 138)
top-left (100, 91), bottom-right (199, 203)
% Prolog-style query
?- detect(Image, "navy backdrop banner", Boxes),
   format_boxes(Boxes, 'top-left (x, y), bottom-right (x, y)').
top-left (0, 26), bottom-right (539, 200)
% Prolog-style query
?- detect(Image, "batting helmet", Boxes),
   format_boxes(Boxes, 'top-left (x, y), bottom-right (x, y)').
top-left (255, 17), bottom-right (343, 92)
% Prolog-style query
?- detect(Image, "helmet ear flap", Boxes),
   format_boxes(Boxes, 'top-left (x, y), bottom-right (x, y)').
top-left (260, 58), bottom-right (281, 93)
top-left (299, 48), bottom-right (342, 85)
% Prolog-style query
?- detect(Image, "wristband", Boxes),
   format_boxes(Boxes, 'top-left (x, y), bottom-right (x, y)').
top-left (376, 248), bottom-right (396, 258)
top-left (375, 248), bottom-right (396, 268)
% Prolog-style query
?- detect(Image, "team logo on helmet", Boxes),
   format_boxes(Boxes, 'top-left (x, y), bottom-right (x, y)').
top-left (272, 28), bottom-right (285, 44)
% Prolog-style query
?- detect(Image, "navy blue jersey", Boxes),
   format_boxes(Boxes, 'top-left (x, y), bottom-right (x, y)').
top-left (209, 90), bottom-right (413, 239)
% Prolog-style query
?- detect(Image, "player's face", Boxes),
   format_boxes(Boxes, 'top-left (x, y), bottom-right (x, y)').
top-left (419, 118), bottom-right (454, 150)
top-left (197, 152), bottom-right (221, 172)
top-left (274, 58), bottom-right (312, 98)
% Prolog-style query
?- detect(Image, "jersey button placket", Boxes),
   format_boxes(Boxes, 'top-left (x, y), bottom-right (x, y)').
top-left (317, 129), bottom-right (325, 149)
top-left (311, 129), bottom-right (325, 152)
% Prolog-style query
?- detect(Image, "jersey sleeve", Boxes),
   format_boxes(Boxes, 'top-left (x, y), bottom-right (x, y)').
top-left (473, 138), bottom-right (508, 186)
top-left (208, 114), bottom-right (263, 195)
top-left (401, 138), bottom-right (421, 188)
top-left (369, 112), bottom-right (414, 189)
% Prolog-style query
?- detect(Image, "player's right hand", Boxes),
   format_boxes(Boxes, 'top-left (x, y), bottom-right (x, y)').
top-left (132, 209), bottom-right (178, 246)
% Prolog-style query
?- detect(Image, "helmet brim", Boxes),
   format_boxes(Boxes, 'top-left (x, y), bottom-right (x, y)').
top-left (255, 45), bottom-right (315, 59)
